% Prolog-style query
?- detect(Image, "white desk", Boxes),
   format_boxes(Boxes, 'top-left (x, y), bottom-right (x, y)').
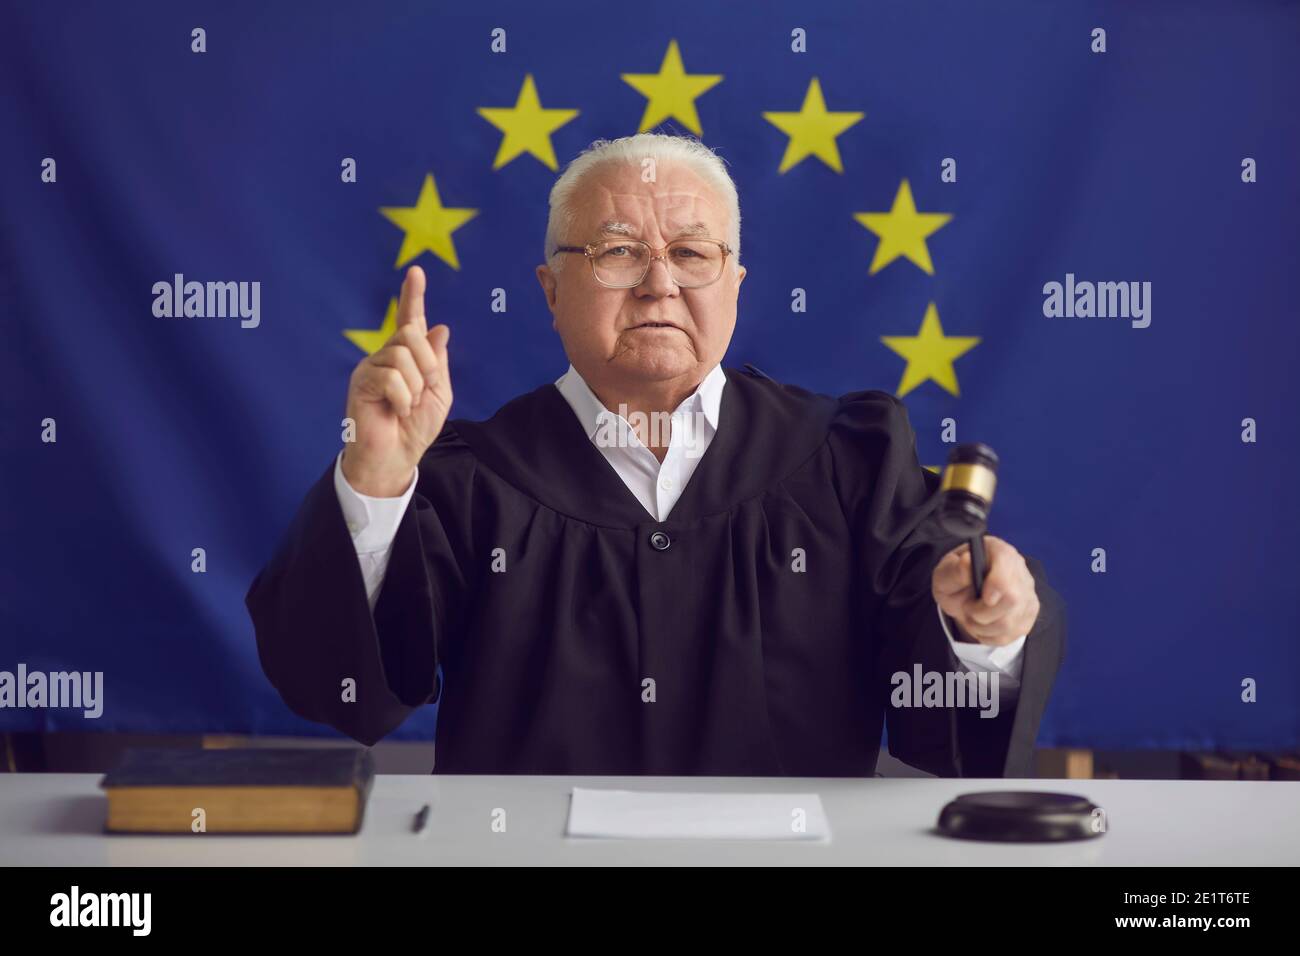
top-left (1, 773), bottom-right (1297, 865)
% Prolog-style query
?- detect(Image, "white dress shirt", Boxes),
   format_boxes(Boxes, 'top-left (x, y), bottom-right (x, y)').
top-left (333, 364), bottom-right (1027, 699)
top-left (554, 362), bottom-right (726, 522)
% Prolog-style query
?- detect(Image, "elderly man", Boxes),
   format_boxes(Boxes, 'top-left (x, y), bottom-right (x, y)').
top-left (247, 133), bottom-right (1065, 777)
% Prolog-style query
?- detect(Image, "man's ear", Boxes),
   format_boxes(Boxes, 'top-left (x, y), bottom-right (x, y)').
top-left (536, 264), bottom-right (558, 313)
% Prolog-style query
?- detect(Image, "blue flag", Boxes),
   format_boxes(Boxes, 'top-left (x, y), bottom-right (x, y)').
top-left (2, 0), bottom-right (1297, 751)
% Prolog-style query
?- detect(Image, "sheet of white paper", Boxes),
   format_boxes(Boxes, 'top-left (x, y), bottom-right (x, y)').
top-left (566, 788), bottom-right (830, 840)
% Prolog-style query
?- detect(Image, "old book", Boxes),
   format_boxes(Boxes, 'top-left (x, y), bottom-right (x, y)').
top-left (99, 748), bottom-right (374, 834)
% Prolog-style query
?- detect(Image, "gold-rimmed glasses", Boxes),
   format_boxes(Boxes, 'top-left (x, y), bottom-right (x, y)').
top-left (553, 237), bottom-right (732, 289)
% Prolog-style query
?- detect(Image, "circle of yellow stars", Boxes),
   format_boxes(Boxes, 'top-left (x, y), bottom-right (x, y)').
top-left (345, 36), bottom-right (982, 410)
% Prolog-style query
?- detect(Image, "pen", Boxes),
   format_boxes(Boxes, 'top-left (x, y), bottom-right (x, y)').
top-left (413, 803), bottom-right (431, 835)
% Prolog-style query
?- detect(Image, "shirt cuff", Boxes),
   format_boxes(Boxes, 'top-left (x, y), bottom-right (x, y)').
top-left (937, 603), bottom-right (1027, 690)
top-left (332, 451), bottom-right (419, 554)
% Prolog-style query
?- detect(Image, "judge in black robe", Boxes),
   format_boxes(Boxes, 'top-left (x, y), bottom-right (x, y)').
top-left (248, 133), bottom-right (1066, 778)
top-left (246, 366), bottom-right (1066, 778)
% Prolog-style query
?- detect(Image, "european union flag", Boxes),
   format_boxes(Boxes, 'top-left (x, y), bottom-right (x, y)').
top-left (2, 0), bottom-right (1297, 757)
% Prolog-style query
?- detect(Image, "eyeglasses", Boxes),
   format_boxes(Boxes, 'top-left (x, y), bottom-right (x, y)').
top-left (553, 237), bottom-right (732, 289)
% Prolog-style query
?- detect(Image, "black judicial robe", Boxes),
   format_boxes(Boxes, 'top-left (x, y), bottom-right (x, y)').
top-left (247, 367), bottom-right (1066, 777)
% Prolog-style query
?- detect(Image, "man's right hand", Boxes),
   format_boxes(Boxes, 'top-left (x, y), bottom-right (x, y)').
top-left (341, 265), bottom-right (453, 497)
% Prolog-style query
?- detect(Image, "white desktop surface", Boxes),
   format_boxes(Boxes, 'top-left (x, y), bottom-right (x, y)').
top-left (1, 773), bottom-right (1296, 866)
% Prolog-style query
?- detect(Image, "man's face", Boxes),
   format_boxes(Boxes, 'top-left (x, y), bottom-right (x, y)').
top-left (536, 162), bottom-right (746, 392)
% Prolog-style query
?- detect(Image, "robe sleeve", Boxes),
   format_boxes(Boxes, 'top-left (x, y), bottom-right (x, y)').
top-left (827, 390), bottom-right (1067, 777)
top-left (245, 428), bottom-right (475, 746)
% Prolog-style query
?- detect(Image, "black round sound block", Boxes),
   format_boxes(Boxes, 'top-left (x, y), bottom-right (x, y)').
top-left (937, 791), bottom-right (1105, 842)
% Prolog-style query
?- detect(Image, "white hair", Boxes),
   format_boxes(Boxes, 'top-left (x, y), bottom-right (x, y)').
top-left (543, 133), bottom-right (741, 273)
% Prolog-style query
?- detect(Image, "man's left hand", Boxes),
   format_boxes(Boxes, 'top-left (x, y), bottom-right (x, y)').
top-left (932, 535), bottom-right (1039, 646)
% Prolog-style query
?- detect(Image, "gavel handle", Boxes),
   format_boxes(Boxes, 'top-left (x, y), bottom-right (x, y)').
top-left (970, 535), bottom-right (987, 599)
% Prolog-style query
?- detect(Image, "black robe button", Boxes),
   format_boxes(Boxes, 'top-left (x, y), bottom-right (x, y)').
top-left (649, 531), bottom-right (671, 551)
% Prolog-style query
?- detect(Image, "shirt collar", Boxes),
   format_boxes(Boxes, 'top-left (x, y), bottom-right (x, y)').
top-left (554, 363), bottom-right (726, 441)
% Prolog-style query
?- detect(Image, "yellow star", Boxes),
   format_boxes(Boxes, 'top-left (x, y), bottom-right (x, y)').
top-left (343, 298), bottom-right (398, 356)
top-left (854, 180), bottom-right (952, 274)
top-left (761, 78), bottom-right (864, 173)
top-left (380, 173), bottom-right (479, 270)
top-left (880, 302), bottom-right (980, 397)
top-left (621, 40), bottom-right (722, 136)
top-left (477, 74), bottom-right (579, 171)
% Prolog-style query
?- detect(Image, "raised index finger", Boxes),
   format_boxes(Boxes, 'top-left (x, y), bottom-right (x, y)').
top-left (396, 265), bottom-right (427, 333)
